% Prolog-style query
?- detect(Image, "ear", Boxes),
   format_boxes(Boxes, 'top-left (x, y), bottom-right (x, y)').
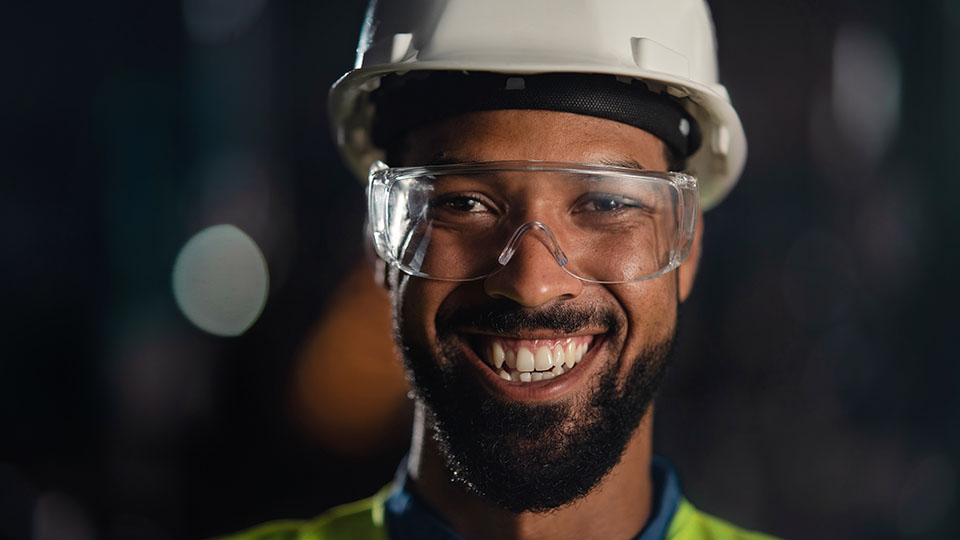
top-left (366, 241), bottom-right (390, 292)
top-left (677, 211), bottom-right (704, 302)
top-left (362, 218), bottom-right (391, 291)
top-left (372, 256), bottom-right (389, 290)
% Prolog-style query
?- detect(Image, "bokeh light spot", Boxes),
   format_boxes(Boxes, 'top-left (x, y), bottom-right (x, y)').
top-left (832, 24), bottom-right (901, 163)
top-left (172, 224), bottom-right (269, 337)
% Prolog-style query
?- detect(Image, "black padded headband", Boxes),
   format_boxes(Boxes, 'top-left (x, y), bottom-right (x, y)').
top-left (371, 71), bottom-right (702, 159)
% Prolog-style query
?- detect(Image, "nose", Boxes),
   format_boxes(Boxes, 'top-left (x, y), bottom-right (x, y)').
top-left (483, 222), bottom-right (584, 307)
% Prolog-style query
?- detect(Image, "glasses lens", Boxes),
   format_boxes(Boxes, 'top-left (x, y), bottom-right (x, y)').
top-left (377, 165), bottom-right (692, 282)
top-left (558, 173), bottom-right (681, 282)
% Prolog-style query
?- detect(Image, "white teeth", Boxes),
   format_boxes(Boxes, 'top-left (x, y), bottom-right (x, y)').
top-left (491, 342), bottom-right (505, 369)
top-left (505, 350), bottom-right (516, 370)
top-left (516, 348), bottom-right (535, 372)
top-left (488, 338), bottom-right (593, 383)
top-left (565, 343), bottom-right (577, 368)
top-left (534, 346), bottom-right (553, 371)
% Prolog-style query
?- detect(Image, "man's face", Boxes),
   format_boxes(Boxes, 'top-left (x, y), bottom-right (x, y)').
top-left (389, 110), bottom-right (698, 513)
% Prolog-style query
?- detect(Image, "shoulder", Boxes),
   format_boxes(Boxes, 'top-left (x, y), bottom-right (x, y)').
top-left (667, 497), bottom-right (782, 540)
top-left (211, 486), bottom-right (391, 540)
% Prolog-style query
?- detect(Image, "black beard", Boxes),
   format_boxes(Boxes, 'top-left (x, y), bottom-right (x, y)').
top-left (397, 301), bottom-right (675, 514)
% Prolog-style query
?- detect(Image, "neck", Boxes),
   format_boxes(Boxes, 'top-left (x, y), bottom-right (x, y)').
top-left (406, 401), bottom-right (655, 540)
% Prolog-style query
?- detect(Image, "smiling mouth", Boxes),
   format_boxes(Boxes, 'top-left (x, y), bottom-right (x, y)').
top-left (468, 335), bottom-right (595, 383)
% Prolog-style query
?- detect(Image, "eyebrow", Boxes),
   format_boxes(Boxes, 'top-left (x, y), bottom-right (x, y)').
top-left (424, 153), bottom-right (481, 166)
top-left (424, 153), bottom-right (649, 171)
top-left (594, 157), bottom-right (648, 171)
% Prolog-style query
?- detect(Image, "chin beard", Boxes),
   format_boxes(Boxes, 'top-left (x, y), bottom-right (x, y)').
top-left (397, 304), bottom-right (675, 514)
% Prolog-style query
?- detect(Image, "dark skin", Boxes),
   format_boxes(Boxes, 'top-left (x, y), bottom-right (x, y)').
top-left (386, 109), bottom-right (704, 540)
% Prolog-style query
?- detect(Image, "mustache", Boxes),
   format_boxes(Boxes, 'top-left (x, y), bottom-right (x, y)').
top-left (437, 301), bottom-right (616, 336)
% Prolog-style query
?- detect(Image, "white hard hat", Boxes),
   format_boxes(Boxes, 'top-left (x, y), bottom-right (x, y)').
top-left (329, 0), bottom-right (747, 210)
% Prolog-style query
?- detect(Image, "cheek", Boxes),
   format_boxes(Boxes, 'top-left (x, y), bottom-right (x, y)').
top-left (394, 275), bottom-right (455, 350)
top-left (610, 278), bottom-right (678, 365)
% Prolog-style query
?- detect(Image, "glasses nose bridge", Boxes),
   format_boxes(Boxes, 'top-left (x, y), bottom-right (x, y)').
top-left (496, 221), bottom-right (569, 269)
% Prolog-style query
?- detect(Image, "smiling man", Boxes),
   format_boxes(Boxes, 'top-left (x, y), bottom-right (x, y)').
top-left (222, 0), bottom-right (779, 539)
top-left (378, 108), bottom-right (700, 539)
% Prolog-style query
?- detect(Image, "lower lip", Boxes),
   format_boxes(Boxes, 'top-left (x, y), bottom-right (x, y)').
top-left (459, 336), bottom-right (605, 402)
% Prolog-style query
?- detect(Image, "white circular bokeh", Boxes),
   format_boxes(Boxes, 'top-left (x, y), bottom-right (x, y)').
top-left (172, 224), bottom-right (269, 337)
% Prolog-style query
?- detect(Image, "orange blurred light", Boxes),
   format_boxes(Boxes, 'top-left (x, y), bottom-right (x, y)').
top-left (289, 260), bottom-right (412, 457)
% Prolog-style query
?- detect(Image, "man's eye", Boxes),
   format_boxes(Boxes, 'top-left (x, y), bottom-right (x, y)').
top-left (590, 198), bottom-right (625, 212)
top-left (443, 196), bottom-right (485, 212)
top-left (427, 194), bottom-right (495, 218)
top-left (579, 194), bottom-right (642, 213)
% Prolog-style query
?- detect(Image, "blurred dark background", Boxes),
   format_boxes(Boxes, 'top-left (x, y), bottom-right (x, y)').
top-left (2, 0), bottom-right (958, 538)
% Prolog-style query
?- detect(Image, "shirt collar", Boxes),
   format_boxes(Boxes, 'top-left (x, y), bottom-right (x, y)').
top-left (385, 456), bottom-right (681, 540)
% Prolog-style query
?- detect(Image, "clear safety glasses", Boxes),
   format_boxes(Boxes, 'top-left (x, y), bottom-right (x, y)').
top-left (367, 160), bottom-right (699, 284)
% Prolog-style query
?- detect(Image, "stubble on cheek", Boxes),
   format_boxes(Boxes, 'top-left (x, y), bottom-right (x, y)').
top-left (606, 279), bottom-right (678, 380)
top-left (390, 272), bottom-right (455, 376)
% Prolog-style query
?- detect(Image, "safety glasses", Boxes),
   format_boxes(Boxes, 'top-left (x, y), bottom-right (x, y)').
top-left (367, 160), bottom-right (699, 284)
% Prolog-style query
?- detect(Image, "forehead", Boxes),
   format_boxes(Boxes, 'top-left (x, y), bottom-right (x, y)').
top-left (400, 109), bottom-right (669, 170)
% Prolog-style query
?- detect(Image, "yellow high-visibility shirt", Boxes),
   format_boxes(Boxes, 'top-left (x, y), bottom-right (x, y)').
top-left (215, 484), bottom-right (780, 540)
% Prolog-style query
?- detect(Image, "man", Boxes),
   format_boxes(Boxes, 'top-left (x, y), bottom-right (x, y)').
top-left (224, 0), bottom-right (779, 538)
